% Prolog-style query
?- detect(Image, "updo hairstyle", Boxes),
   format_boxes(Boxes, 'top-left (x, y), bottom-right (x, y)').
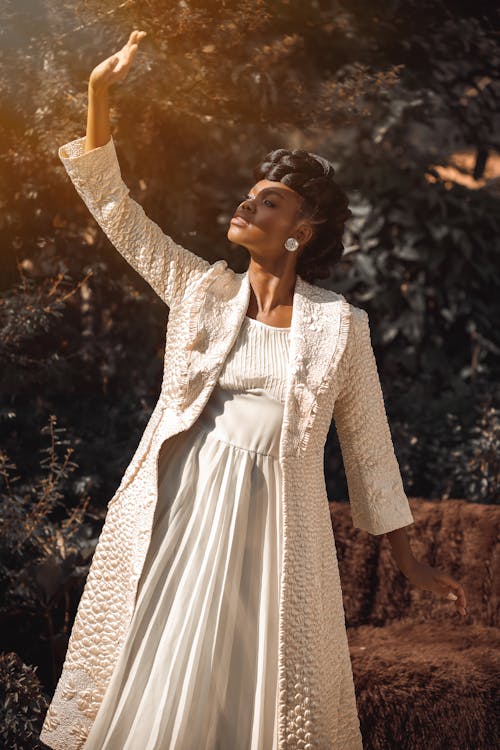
top-left (252, 148), bottom-right (352, 283)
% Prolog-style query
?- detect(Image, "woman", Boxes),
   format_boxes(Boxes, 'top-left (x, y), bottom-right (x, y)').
top-left (41, 30), bottom-right (467, 750)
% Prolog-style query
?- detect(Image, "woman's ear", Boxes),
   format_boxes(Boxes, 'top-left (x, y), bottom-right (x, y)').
top-left (295, 221), bottom-right (314, 248)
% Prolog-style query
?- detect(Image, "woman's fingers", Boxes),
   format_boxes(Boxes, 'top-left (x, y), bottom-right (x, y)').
top-left (115, 30), bottom-right (147, 78)
top-left (123, 30), bottom-right (147, 57)
top-left (128, 29), bottom-right (147, 45)
top-left (90, 30), bottom-right (148, 90)
top-left (406, 559), bottom-right (468, 618)
top-left (433, 571), bottom-right (467, 616)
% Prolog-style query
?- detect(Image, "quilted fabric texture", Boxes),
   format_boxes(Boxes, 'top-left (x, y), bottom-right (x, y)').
top-left (40, 134), bottom-right (414, 750)
top-left (57, 135), bottom-right (217, 308)
top-left (333, 310), bottom-right (416, 535)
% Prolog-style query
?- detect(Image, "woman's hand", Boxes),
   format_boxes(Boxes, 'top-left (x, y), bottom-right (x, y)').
top-left (403, 557), bottom-right (467, 617)
top-left (89, 29), bottom-right (148, 94)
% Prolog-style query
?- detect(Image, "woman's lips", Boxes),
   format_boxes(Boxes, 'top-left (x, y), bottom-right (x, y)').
top-left (230, 216), bottom-right (250, 227)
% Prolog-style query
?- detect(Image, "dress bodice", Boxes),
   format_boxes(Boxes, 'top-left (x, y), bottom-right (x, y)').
top-left (217, 316), bottom-right (291, 404)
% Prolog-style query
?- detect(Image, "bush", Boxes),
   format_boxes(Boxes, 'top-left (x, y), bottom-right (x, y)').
top-left (0, 651), bottom-right (49, 750)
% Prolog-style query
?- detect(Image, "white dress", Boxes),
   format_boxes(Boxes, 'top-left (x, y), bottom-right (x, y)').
top-left (82, 314), bottom-right (291, 750)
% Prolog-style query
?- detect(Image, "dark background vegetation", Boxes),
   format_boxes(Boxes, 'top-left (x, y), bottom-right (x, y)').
top-left (0, 1), bottom-right (499, 746)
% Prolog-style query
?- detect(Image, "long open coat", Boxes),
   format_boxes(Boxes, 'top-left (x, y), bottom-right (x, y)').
top-left (40, 135), bottom-right (415, 750)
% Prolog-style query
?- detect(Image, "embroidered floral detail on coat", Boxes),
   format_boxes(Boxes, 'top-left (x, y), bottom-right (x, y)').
top-left (68, 720), bottom-right (90, 743)
top-left (43, 703), bottom-right (60, 732)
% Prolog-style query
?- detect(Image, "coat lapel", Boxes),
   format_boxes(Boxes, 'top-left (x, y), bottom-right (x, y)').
top-left (280, 274), bottom-right (348, 457)
top-left (183, 266), bottom-right (348, 458)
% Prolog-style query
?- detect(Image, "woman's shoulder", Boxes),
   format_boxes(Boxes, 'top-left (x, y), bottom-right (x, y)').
top-left (302, 278), bottom-right (366, 315)
top-left (348, 303), bottom-right (368, 324)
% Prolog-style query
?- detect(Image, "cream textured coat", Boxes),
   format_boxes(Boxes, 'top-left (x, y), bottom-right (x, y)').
top-left (40, 135), bottom-right (415, 750)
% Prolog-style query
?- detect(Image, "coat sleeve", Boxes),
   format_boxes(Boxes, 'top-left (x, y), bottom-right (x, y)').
top-left (332, 307), bottom-right (415, 535)
top-left (58, 134), bottom-right (214, 308)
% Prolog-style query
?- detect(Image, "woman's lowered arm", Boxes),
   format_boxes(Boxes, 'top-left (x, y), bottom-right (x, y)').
top-left (58, 30), bottom-right (215, 309)
top-left (386, 525), bottom-right (467, 617)
top-left (333, 307), bottom-right (466, 617)
top-left (333, 307), bottom-right (415, 536)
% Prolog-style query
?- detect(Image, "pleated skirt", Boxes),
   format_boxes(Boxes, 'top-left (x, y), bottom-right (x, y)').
top-left (82, 384), bottom-right (284, 749)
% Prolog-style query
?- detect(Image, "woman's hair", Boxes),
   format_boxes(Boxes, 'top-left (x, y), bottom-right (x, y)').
top-left (252, 148), bottom-right (352, 283)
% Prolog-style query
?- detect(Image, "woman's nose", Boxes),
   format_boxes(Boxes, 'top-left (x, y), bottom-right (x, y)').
top-left (241, 198), bottom-right (255, 212)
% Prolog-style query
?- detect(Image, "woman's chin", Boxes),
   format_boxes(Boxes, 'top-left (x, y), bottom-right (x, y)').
top-left (227, 226), bottom-right (247, 243)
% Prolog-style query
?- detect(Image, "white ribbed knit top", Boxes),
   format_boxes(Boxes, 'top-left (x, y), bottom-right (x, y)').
top-left (217, 315), bottom-right (291, 403)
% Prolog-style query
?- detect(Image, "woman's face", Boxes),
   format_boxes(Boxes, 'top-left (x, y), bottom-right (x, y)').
top-left (227, 179), bottom-right (313, 260)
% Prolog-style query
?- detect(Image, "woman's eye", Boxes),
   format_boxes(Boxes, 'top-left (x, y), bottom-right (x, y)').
top-left (241, 195), bottom-right (275, 207)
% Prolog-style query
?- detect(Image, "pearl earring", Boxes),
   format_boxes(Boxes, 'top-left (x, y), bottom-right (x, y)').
top-left (284, 237), bottom-right (299, 252)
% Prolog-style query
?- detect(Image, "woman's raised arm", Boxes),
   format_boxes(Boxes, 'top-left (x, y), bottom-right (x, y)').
top-left (58, 30), bottom-right (216, 309)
